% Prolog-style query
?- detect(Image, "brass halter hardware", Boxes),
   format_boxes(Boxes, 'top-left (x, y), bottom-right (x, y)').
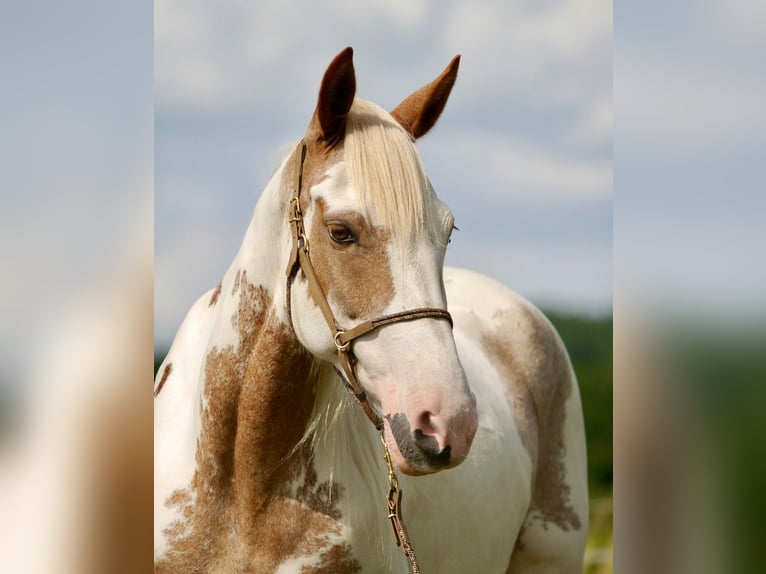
top-left (285, 140), bottom-right (450, 572)
top-left (333, 330), bottom-right (351, 352)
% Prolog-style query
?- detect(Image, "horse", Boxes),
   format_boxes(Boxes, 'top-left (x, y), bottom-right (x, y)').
top-left (154, 47), bottom-right (589, 573)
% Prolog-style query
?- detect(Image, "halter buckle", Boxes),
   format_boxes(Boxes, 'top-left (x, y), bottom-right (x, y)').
top-left (334, 330), bottom-right (350, 352)
top-left (298, 233), bottom-right (309, 253)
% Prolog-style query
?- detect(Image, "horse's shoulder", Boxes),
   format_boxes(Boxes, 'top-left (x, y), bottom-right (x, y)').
top-left (444, 266), bottom-right (575, 449)
top-left (445, 267), bottom-right (586, 542)
top-left (445, 266), bottom-right (573, 390)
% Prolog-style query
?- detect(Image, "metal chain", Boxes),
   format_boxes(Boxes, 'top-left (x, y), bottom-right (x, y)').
top-left (380, 432), bottom-right (421, 573)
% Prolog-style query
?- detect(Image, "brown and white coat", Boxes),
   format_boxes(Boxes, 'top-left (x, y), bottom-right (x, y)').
top-left (154, 48), bottom-right (588, 573)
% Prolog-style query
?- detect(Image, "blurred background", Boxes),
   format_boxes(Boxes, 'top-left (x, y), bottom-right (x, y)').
top-left (614, 1), bottom-right (766, 573)
top-left (2, 0), bottom-right (764, 573)
top-left (0, 0), bottom-right (153, 572)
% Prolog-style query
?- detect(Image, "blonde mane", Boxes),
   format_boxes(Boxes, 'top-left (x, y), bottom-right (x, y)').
top-left (296, 362), bottom-right (400, 570)
top-left (344, 99), bottom-right (433, 244)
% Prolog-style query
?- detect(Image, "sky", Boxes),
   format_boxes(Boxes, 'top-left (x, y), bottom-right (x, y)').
top-left (614, 0), bottom-right (766, 319)
top-left (154, 0), bottom-right (614, 347)
top-left (0, 0), bottom-right (152, 382)
top-left (0, 0), bottom-right (762, 368)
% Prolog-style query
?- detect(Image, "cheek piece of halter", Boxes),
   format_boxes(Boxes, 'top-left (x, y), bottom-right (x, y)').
top-left (285, 140), bottom-right (451, 573)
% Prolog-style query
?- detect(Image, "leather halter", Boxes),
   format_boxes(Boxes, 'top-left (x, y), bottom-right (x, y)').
top-left (285, 140), bottom-right (453, 431)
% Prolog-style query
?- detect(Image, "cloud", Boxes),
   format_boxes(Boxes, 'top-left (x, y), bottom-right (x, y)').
top-left (617, 57), bottom-right (766, 154)
top-left (442, 0), bottom-right (611, 88)
top-left (156, 0), bottom-right (612, 115)
top-left (616, 0), bottom-right (766, 156)
top-left (155, 0), bottom-right (444, 113)
top-left (614, 0), bottom-right (766, 315)
top-left (155, 0), bottom-right (614, 344)
top-left (430, 130), bottom-right (612, 201)
top-left (565, 91), bottom-right (612, 149)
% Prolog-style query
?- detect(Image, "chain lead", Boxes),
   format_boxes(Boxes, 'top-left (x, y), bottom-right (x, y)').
top-left (380, 431), bottom-right (421, 573)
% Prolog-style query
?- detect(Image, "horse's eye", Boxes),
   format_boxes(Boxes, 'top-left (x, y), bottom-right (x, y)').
top-left (328, 223), bottom-right (355, 245)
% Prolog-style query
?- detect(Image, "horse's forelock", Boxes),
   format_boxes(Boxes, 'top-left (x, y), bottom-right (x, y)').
top-left (343, 99), bottom-right (435, 246)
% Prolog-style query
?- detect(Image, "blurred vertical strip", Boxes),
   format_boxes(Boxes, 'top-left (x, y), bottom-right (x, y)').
top-left (615, 1), bottom-right (766, 573)
top-left (0, 0), bottom-right (153, 572)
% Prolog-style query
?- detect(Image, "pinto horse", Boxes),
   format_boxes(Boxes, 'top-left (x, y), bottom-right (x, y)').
top-left (154, 47), bottom-right (588, 573)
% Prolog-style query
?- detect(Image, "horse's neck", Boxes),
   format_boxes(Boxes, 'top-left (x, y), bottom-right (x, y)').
top-left (193, 153), bottom-right (319, 516)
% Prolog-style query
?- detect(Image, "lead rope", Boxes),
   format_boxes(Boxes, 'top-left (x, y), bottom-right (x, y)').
top-left (286, 141), bottom-right (431, 573)
top-left (381, 431), bottom-right (421, 573)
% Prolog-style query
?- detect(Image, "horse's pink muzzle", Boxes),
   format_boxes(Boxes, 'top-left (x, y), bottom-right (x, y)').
top-left (383, 391), bottom-right (478, 475)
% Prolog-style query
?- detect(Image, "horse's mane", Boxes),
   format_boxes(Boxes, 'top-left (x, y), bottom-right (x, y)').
top-left (344, 99), bottom-right (434, 245)
top-left (293, 362), bottom-right (397, 565)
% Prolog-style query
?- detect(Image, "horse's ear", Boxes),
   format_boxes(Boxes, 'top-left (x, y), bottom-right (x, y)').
top-left (312, 47), bottom-right (356, 146)
top-left (391, 55), bottom-right (460, 139)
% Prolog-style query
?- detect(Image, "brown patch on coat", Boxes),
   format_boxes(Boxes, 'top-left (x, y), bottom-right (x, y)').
top-left (279, 130), bottom-right (396, 321)
top-left (154, 363), bottom-right (172, 398)
top-left (304, 542), bottom-right (361, 574)
top-left (306, 197), bottom-right (395, 320)
top-left (208, 282), bottom-right (222, 306)
top-left (296, 463), bottom-right (343, 521)
top-left (231, 269), bottom-right (242, 294)
top-left (481, 304), bottom-right (582, 533)
top-left (156, 273), bottom-right (360, 573)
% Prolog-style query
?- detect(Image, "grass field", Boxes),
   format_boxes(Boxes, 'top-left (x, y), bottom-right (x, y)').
top-left (585, 495), bottom-right (613, 573)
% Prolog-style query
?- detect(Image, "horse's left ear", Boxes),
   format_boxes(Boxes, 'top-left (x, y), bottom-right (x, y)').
top-left (391, 55), bottom-right (460, 139)
top-left (312, 47), bottom-right (356, 146)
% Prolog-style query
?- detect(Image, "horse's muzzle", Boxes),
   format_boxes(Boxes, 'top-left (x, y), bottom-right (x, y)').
top-left (385, 412), bottom-right (473, 475)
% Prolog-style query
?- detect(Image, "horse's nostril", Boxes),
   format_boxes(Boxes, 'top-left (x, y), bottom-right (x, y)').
top-left (412, 429), bottom-right (437, 451)
top-left (415, 411), bottom-right (438, 435)
top-left (412, 429), bottom-right (451, 467)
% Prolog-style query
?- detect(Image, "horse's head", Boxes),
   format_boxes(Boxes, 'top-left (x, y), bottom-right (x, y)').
top-left (287, 48), bottom-right (477, 476)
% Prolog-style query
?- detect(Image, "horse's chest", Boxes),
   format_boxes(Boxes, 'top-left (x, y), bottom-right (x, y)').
top-left (158, 495), bottom-right (359, 573)
top-left (244, 495), bottom-right (360, 573)
top-left (226, 466), bottom-right (362, 573)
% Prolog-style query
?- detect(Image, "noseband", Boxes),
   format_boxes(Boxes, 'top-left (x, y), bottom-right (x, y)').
top-left (285, 140), bottom-right (453, 430)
